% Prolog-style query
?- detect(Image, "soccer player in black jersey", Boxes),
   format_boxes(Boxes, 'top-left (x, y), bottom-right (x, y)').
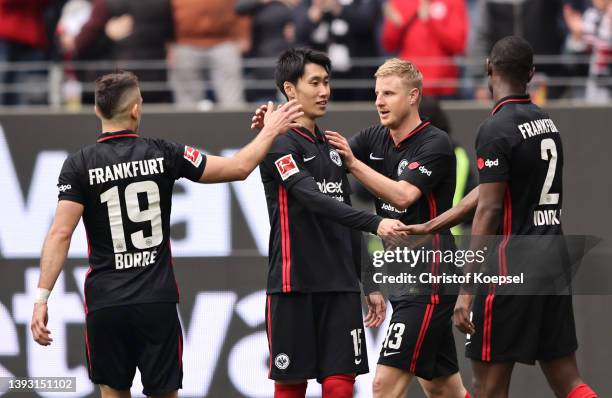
top-left (29, 71), bottom-right (303, 398)
top-left (326, 59), bottom-right (470, 398)
top-left (399, 36), bottom-right (598, 398)
top-left (251, 48), bottom-right (403, 398)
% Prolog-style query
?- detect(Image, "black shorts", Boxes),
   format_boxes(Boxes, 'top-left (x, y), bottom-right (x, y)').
top-left (466, 295), bottom-right (578, 364)
top-left (265, 292), bottom-right (369, 381)
top-left (377, 299), bottom-right (459, 381)
top-left (85, 303), bottom-right (183, 395)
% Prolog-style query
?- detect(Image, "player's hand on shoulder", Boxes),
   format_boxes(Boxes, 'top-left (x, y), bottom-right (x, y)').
top-left (260, 100), bottom-right (303, 136)
top-left (31, 303), bottom-right (53, 346)
top-left (364, 292), bottom-right (386, 328)
top-left (325, 131), bottom-right (356, 168)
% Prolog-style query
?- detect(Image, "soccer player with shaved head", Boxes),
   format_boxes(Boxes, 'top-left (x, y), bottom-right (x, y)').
top-left (30, 70), bottom-right (303, 398)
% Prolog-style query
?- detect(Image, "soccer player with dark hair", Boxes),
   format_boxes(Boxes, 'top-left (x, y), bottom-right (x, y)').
top-left (325, 58), bottom-right (470, 398)
top-left (29, 70), bottom-right (303, 398)
top-left (399, 36), bottom-right (598, 398)
top-left (252, 48), bottom-right (404, 398)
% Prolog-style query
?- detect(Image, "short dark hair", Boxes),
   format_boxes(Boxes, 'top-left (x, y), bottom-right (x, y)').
top-left (489, 36), bottom-right (534, 86)
top-left (275, 48), bottom-right (331, 99)
top-left (94, 71), bottom-right (139, 119)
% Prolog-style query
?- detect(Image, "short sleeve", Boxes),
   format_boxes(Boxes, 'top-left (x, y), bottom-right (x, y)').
top-left (349, 128), bottom-right (371, 163)
top-left (399, 136), bottom-right (454, 195)
top-left (475, 124), bottom-right (512, 183)
top-left (262, 136), bottom-right (312, 190)
top-left (57, 153), bottom-right (86, 204)
top-left (162, 141), bottom-right (208, 182)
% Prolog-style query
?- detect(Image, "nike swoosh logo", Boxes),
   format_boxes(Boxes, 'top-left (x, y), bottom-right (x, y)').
top-left (382, 351), bottom-right (400, 357)
top-left (465, 341), bottom-right (471, 346)
top-left (303, 155), bottom-right (316, 162)
top-left (370, 153), bottom-right (384, 160)
top-left (354, 358), bottom-right (362, 365)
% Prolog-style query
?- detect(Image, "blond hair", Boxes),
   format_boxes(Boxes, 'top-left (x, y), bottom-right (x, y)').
top-left (375, 58), bottom-right (423, 93)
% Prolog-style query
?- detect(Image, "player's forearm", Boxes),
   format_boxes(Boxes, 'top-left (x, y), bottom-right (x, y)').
top-left (424, 186), bottom-right (479, 233)
top-left (291, 178), bottom-right (382, 233)
top-left (38, 230), bottom-right (71, 291)
top-left (232, 127), bottom-right (279, 179)
top-left (459, 203), bottom-right (502, 294)
top-left (349, 159), bottom-right (416, 210)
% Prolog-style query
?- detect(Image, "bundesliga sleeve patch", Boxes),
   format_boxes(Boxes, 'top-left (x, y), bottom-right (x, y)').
top-left (274, 154), bottom-right (300, 181)
top-left (184, 146), bottom-right (203, 168)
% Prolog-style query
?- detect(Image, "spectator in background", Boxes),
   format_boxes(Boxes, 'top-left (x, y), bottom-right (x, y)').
top-left (0, 0), bottom-right (52, 105)
top-left (470, 0), bottom-right (566, 100)
top-left (235, 0), bottom-right (299, 102)
top-left (560, 0), bottom-right (591, 99)
top-left (381, 0), bottom-right (467, 98)
top-left (294, 0), bottom-right (382, 101)
top-left (564, 0), bottom-right (612, 102)
top-left (61, 0), bottom-right (174, 103)
top-left (170, 0), bottom-right (249, 109)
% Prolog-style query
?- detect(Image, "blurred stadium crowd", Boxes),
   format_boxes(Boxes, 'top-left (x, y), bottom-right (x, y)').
top-left (0, 0), bottom-right (610, 108)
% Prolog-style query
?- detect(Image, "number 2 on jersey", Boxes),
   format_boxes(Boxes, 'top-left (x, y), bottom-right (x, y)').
top-left (540, 138), bottom-right (559, 206)
top-left (100, 181), bottom-right (163, 253)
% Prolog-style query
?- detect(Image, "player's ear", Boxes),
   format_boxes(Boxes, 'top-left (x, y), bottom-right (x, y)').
top-left (130, 102), bottom-right (140, 120)
top-left (527, 66), bottom-right (535, 83)
top-left (94, 105), bottom-right (102, 119)
top-left (283, 82), bottom-right (296, 100)
top-left (410, 87), bottom-right (420, 106)
top-left (486, 58), bottom-right (492, 77)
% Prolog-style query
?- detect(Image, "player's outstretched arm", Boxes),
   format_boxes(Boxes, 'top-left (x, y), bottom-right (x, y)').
top-left (453, 182), bottom-right (505, 335)
top-left (326, 130), bottom-right (421, 210)
top-left (397, 186), bottom-right (480, 235)
top-left (200, 100), bottom-right (303, 183)
top-left (31, 200), bottom-right (83, 346)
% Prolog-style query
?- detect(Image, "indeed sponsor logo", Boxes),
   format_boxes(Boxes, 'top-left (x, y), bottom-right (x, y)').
top-left (317, 179), bottom-right (343, 194)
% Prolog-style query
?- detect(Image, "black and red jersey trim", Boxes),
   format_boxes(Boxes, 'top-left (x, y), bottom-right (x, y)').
top-left (96, 132), bottom-right (139, 142)
top-left (427, 193), bottom-right (440, 305)
top-left (392, 121), bottom-right (431, 149)
top-left (278, 186), bottom-right (292, 292)
top-left (410, 303), bottom-right (435, 373)
top-left (491, 96), bottom-right (531, 115)
top-left (481, 186), bottom-right (512, 361)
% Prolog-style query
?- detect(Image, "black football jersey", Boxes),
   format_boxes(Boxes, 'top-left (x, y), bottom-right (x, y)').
top-left (57, 130), bottom-right (206, 313)
top-left (260, 126), bottom-right (382, 294)
top-left (350, 121), bottom-right (457, 302)
top-left (350, 121), bottom-right (456, 233)
top-left (476, 95), bottom-right (564, 236)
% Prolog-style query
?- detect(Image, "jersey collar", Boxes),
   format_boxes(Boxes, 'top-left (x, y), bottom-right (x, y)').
top-left (390, 120), bottom-right (431, 150)
top-left (291, 125), bottom-right (326, 143)
top-left (492, 94), bottom-right (531, 115)
top-left (97, 130), bottom-right (139, 142)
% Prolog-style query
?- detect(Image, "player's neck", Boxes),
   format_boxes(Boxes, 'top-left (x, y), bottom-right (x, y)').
top-left (492, 82), bottom-right (528, 102)
top-left (295, 116), bottom-right (317, 135)
top-left (389, 112), bottom-right (422, 146)
top-left (101, 121), bottom-right (137, 134)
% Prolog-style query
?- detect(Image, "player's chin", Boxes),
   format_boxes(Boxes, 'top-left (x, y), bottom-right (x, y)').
top-left (379, 118), bottom-right (394, 128)
top-left (312, 107), bottom-right (327, 117)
